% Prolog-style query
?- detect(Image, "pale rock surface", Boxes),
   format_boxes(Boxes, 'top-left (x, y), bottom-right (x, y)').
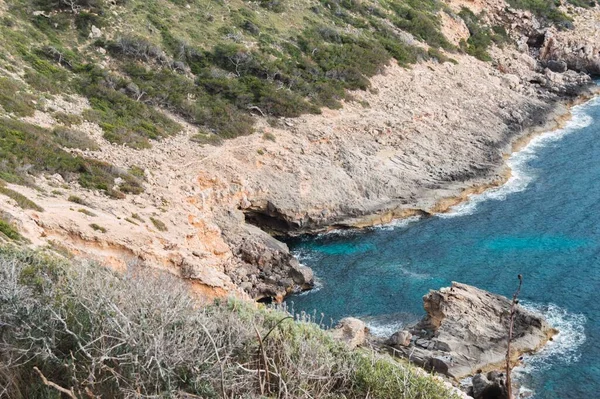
top-left (390, 282), bottom-right (554, 379)
top-left (387, 330), bottom-right (412, 347)
top-left (331, 317), bottom-right (369, 349)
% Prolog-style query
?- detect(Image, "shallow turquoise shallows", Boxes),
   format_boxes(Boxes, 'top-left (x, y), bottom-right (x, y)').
top-left (285, 95), bottom-right (600, 399)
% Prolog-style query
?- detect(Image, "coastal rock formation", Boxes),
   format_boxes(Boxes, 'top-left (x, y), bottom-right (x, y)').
top-left (2, 0), bottom-right (600, 303)
top-left (470, 371), bottom-right (508, 399)
top-left (331, 317), bottom-right (369, 349)
top-left (388, 282), bottom-right (554, 379)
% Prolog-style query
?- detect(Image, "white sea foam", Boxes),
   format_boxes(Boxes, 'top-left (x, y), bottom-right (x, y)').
top-left (295, 275), bottom-right (324, 296)
top-left (438, 100), bottom-right (595, 219)
top-left (376, 215), bottom-right (422, 231)
top-left (513, 301), bottom-right (587, 398)
top-left (361, 312), bottom-right (422, 338)
top-left (367, 319), bottom-right (406, 338)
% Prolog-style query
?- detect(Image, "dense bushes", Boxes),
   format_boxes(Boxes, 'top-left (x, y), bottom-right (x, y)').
top-left (0, 118), bottom-right (143, 197)
top-left (506, 0), bottom-right (581, 28)
top-left (458, 8), bottom-right (510, 61)
top-left (10, 0), bottom-right (453, 141)
top-left (0, 248), bottom-right (461, 398)
top-left (7, 0), bottom-right (585, 148)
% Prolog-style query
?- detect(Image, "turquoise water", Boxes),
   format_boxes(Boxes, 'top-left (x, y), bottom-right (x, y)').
top-left (286, 96), bottom-right (600, 398)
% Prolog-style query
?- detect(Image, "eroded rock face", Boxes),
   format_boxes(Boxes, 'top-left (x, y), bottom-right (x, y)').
top-left (389, 282), bottom-right (554, 379)
top-left (331, 317), bottom-right (368, 349)
top-left (216, 210), bottom-right (314, 301)
top-left (470, 371), bottom-right (508, 399)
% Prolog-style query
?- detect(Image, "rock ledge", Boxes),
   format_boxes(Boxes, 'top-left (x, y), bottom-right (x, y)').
top-left (388, 282), bottom-right (555, 379)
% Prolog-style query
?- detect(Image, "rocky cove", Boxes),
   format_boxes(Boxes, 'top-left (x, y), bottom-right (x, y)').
top-left (2, 0), bottom-right (600, 397)
top-left (2, 1), bottom-right (600, 305)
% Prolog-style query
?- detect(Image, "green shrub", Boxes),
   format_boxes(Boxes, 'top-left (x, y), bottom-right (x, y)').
top-left (0, 77), bottom-right (37, 117)
top-left (131, 213), bottom-right (144, 222)
top-left (78, 68), bottom-right (182, 148)
top-left (68, 195), bottom-right (88, 205)
top-left (89, 223), bottom-right (106, 232)
top-left (0, 219), bottom-right (22, 240)
top-left (458, 8), bottom-right (493, 61)
top-left (0, 183), bottom-right (44, 211)
top-left (150, 217), bottom-right (167, 232)
top-left (78, 208), bottom-right (97, 216)
top-left (0, 118), bottom-right (144, 197)
top-left (52, 126), bottom-right (99, 150)
top-left (53, 111), bottom-right (83, 126)
top-left (506, 0), bottom-right (574, 28)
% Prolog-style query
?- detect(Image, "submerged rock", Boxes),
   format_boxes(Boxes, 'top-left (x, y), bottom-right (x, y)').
top-left (389, 282), bottom-right (555, 379)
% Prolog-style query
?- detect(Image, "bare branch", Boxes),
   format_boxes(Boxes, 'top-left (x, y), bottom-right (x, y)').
top-left (34, 367), bottom-right (79, 399)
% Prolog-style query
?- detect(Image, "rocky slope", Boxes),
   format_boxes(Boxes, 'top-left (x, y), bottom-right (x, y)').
top-left (385, 282), bottom-right (555, 379)
top-left (1, 0), bottom-right (600, 301)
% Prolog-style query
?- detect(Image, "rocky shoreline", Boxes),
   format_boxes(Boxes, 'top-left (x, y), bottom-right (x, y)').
top-left (385, 283), bottom-right (555, 379)
top-left (3, 0), bottom-right (600, 303)
top-left (300, 84), bottom-right (600, 234)
top-left (331, 282), bottom-right (556, 398)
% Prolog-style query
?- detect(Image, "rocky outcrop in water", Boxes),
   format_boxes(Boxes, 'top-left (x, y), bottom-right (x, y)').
top-left (387, 282), bottom-right (555, 379)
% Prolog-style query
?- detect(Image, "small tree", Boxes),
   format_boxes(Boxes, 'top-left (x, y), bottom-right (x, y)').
top-left (505, 274), bottom-right (523, 399)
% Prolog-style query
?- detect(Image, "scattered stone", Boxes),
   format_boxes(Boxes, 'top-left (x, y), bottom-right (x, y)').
top-left (331, 318), bottom-right (368, 349)
top-left (89, 25), bottom-right (103, 39)
top-left (387, 330), bottom-right (412, 347)
top-left (546, 60), bottom-right (568, 73)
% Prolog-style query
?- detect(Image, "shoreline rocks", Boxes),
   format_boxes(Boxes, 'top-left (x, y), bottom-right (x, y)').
top-left (331, 317), bottom-right (369, 349)
top-left (387, 282), bottom-right (555, 380)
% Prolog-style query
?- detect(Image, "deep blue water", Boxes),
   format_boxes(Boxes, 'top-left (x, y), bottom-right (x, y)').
top-left (285, 96), bottom-right (600, 398)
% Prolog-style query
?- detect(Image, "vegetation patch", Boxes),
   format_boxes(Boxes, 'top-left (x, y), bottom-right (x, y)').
top-left (89, 223), bottom-right (107, 233)
top-left (0, 77), bottom-right (37, 117)
top-left (52, 111), bottom-right (83, 126)
top-left (505, 0), bottom-right (590, 28)
top-left (0, 248), bottom-right (462, 398)
top-left (0, 218), bottom-right (22, 241)
top-left (0, 182), bottom-right (44, 211)
top-left (52, 125), bottom-right (99, 150)
top-left (131, 213), bottom-right (144, 222)
top-left (78, 208), bottom-right (97, 217)
top-left (150, 216), bottom-right (168, 232)
top-left (0, 118), bottom-right (143, 197)
top-left (458, 8), bottom-right (510, 61)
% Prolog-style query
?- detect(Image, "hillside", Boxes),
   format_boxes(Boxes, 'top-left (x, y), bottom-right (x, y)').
top-left (0, 0), bottom-right (599, 303)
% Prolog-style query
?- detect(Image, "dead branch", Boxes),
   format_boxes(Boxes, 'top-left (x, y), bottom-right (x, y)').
top-left (34, 366), bottom-right (79, 399)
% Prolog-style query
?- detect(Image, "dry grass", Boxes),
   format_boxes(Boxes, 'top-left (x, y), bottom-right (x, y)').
top-left (0, 248), bottom-right (461, 399)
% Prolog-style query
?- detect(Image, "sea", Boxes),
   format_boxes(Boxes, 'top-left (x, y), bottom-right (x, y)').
top-left (285, 94), bottom-right (600, 398)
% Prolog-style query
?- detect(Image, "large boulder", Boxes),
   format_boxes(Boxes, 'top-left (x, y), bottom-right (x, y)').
top-left (389, 282), bottom-right (555, 379)
top-left (331, 318), bottom-right (368, 349)
top-left (546, 59), bottom-right (568, 73)
top-left (387, 330), bottom-right (412, 347)
top-left (471, 371), bottom-right (508, 399)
